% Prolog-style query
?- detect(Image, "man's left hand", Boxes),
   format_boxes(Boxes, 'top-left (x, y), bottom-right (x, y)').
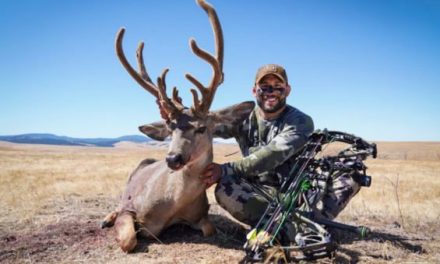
top-left (201, 163), bottom-right (222, 188)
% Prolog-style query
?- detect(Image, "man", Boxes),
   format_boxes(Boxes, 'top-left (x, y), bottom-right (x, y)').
top-left (202, 64), bottom-right (361, 228)
top-left (202, 64), bottom-right (315, 226)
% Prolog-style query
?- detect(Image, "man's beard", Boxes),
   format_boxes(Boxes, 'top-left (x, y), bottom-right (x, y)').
top-left (256, 96), bottom-right (287, 113)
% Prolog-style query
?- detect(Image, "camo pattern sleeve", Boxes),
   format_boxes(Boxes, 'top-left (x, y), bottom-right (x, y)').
top-left (221, 106), bottom-right (314, 179)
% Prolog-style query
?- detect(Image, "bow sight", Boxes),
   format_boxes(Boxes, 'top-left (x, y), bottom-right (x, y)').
top-left (242, 129), bottom-right (377, 263)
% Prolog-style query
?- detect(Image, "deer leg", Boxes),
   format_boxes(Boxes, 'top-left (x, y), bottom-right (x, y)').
top-left (101, 210), bottom-right (119, 228)
top-left (195, 215), bottom-right (216, 237)
top-left (180, 193), bottom-right (216, 236)
top-left (114, 212), bottom-right (137, 253)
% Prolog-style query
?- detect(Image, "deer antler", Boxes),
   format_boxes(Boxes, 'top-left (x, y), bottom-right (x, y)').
top-left (115, 28), bottom-right (184, 119)
top-left (186, 0), bottom-right (224, 115)
top-left (115, 0), bottom-right (223, 119)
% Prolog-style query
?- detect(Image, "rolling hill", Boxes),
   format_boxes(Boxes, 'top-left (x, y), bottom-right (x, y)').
top-left (0, 133), bottom-right (151, 147)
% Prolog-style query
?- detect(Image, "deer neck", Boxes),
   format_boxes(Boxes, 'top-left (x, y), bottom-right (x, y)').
top-left (183, 146), bottom-right (213, 177)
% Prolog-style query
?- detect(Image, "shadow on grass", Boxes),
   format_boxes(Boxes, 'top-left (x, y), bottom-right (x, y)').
top-left (132, 213), bottom-right (248, 253)
top-left (328, 226), bottom-right (426, 262)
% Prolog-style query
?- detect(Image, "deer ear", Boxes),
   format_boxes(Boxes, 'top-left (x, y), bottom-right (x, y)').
top-left (211, 101), bottom-right (255, 131)
top-left (139, 121), bottom-right (170, 141)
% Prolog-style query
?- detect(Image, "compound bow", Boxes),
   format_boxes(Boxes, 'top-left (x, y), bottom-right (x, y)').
top-left (243, 129), bottom-right (377, 263)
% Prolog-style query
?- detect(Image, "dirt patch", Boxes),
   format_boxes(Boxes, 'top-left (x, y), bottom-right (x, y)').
top-left (1, 199), bottom-right (438, 264)
top-left (0, 220), bottom-right (110, 263)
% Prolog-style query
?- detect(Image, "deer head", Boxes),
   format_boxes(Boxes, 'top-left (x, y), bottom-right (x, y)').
top-left (116, 0), bottom-right (254, 171)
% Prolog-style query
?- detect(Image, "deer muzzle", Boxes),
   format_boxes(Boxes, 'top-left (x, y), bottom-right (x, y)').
top-left (166, 154), bottom-right (185, 170)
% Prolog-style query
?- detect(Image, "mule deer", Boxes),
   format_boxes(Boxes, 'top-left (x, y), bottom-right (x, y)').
top-left (102, 0), bottom-right (254, 252)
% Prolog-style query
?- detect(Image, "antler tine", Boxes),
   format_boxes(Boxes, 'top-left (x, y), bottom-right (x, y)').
top-left (136, 42), bottom-right (153, 84)
top-left (156, 68), bottom-right (167, 100)
top-left (156, 69), bottom-right (181, 117)
top-left (190, 89), bottom-right (201, 112)
top-left (185, 0), bottom-right (224, 114)
top-left (197, 0), bottom-right (224, 70)
top-left (185, 73), bottom-right (208, 111)
top-left (117, 28), bottom-right (184, 118)
top-left (172, 87), bottom-right (185, 110)
top-left (115, 28), bottom-right (159, 98)
top-left (157, 69), bottom-right (186, 116)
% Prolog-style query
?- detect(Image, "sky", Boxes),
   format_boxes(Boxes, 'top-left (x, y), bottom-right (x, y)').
top-left (0, 0), bottom-right (439, 141)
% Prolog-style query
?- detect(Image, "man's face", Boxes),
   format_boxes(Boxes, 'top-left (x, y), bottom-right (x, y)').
top-left (253, 74), bottom-right (291, 113)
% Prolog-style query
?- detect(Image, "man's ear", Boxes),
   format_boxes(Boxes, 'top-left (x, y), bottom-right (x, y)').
top-left (285, 84), bottom-right (291, 97)
top-left (252, 85), bottom-right (258, 97)
top-left (211, 101), bottom-right (255, 131)
top-left (139, 121), bottom-right (170, 141)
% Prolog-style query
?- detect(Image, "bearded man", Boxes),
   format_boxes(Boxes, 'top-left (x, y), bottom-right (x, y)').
top-left (202, 64), bottom-right (318, 226)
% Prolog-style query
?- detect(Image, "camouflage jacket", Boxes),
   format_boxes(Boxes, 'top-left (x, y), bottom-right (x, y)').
top-left (214, 105), bottom-right (314, 186)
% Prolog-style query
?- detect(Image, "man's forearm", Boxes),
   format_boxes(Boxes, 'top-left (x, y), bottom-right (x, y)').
top-left (223, 133), bottom-right (308, 178)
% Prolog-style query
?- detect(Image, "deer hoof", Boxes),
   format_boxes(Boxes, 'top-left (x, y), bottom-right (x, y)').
top-left (200, 218), bottom-right (216, 237)
top-left (101, 211), bottom-right (119, 229)
top-left (101, 220), bottom-right (112, 229)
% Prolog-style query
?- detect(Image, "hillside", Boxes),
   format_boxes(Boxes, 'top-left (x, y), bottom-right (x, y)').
top-left (0, 133), bottom-right (151, 147)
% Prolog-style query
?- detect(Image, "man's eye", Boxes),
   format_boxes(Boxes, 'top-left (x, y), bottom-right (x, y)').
top-left (195, 126), bottom-right (207, 134)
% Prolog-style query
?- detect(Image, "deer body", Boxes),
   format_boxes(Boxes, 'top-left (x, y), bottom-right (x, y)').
top-left (104, 103), bottom-right (254, 252)
top-left (101, 1), bottom-right (254, 249)
top-left (119, 159), bottom-right (211, 236)
top-left (119, 120), bottom-right (215, 235)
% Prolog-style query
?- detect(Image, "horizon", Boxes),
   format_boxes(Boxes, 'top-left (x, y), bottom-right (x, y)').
top-left (1, 0), bottom-right (439, 141)
top-left (0, 132), bottom-right (439, 143)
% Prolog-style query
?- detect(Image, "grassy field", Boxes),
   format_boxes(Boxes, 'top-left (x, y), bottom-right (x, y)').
top-left (0, 141), bottom-right (439, 263)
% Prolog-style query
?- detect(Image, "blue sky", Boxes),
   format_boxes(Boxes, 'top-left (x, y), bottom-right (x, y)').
top-left (1, 0), bottom-right (439, 141)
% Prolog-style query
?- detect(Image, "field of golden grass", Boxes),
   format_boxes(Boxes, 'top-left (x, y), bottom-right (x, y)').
top-left (0, 141), bottom-right (439, 263)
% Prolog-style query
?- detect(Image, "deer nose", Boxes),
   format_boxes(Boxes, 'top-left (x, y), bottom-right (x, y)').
top-left (166, 154), bottom-right (184, 170)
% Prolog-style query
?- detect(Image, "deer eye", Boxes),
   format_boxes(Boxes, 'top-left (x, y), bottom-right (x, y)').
top-left (167, 122), bottom-right (177, 131)
top-left (194, 126), bottom-right (207, 134)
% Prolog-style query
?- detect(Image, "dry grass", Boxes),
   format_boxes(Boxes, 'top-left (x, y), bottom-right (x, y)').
top-left (0, 141), bottom-right (439, 263)
top-left (0, 143), bottom-right (150, 230)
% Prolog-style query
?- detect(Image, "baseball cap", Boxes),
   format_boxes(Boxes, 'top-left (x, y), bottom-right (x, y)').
top-left (255, 64), bottom-right (288, 85)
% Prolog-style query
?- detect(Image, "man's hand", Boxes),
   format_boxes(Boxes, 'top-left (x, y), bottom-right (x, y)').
top-left (201, 163), bottom-right (222, 188)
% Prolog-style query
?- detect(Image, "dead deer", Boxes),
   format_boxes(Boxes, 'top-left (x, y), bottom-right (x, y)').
top-left (101, 0), bottom-right (254, 252)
